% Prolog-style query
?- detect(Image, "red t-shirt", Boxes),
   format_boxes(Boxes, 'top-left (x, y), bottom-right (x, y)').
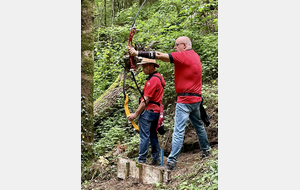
top-left (169, 49), bottom-right (202, 104)
top-left (140, 72), bottom-right (165, 113)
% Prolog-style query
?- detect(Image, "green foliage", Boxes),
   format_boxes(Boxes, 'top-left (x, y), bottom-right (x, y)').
top-left (94, 99), bottom-right (134, 156)
top-left (93, 27), bottom-right (127, 101)
top-left (81, 0), bottom-right (219, 186)
top-left (176, 149), bottom-right (218, 190)
top-left (93, 96), bottom-right (139, 158)
top-left (202, 79), bottom-right (218, 110)
top-left (81, 160), bottom-right (94, 183)
top-left (124, 133), bottom-right (140, 157)
top-left (196, 35), bottom-right (218, 82)
top-left (155, 150), bottom-right (218, 190)
top-left (91, 0), bottom-right (218, 154)
top-left (94, 126), bottom-right (127, 156)
top-left (162, 103), bottom-right (175, 129)
top-left (86, 0), bottom-right (218, 184)
top-left (93, 0), bottom-right (218, 101)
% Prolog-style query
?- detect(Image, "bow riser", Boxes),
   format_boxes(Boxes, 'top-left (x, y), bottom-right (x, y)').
top-left (128, 28), bottom-right (137, 72)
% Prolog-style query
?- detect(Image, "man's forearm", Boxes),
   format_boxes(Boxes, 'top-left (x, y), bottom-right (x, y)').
top-left (156, 51), bottom-right (170, 62)
top-left (128, 47), bottom-right (170, 62)
top-left (134, 97), bottom-right (150, 117)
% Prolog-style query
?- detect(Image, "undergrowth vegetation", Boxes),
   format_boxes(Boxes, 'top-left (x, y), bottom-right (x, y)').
top-left (156, 149), bottom-right (218, 190)
top-left (82, 0), bottom-right (218, 189)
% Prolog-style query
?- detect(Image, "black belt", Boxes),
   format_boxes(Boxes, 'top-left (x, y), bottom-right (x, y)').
top-left (149, 101), bottom-right (160, 107)
top-left (177, 93), bottom-right (202, 97)
top-left (139, 98), bottom-right (160, 107)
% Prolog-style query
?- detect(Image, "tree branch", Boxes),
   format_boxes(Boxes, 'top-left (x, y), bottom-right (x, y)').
top-left (93, 13), bottom-right (101, 18)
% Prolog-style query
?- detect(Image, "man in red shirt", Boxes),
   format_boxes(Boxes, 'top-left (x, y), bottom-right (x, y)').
top-left (128, 36), bottom-right (210, 171)
top-left (127, 58), bottom-right (165, 165)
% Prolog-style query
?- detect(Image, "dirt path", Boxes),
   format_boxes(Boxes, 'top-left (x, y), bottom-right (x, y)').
top-left (81, 144), bottom-right (218, 190)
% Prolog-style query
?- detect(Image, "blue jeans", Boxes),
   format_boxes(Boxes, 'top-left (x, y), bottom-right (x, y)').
top-left (167, 102), bottom-right (210, 163)
top-left (138, 110), bottom-right (160, 163)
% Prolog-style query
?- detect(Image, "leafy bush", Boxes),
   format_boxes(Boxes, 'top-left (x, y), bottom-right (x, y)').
top-left (196, 34), bottom-right (218, 82)
top-left (89, 0), bottom-right (218, 174)
top-left (124, 133), bottom-right (140, 158)
top-left (94, 126), bottom-right (127, 156)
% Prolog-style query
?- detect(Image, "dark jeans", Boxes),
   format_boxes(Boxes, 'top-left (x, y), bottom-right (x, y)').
top-left (137, 110), bottom-right (160, 163)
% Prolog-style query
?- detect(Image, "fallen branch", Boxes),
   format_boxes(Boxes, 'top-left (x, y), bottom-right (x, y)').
top-left (93, 13), bottom-right (101, 17)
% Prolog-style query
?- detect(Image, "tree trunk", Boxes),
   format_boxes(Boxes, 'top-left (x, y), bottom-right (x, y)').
top-left (111, 0), bottom-right (114, 26)
top-left (93, 73), bottom-right (124, 126)
top-left (104, 0), bottom-right (107, 27)
top-left (93, 56), bottom-right (140, 126)
top-left (81, 0), bottom-right (95, 161)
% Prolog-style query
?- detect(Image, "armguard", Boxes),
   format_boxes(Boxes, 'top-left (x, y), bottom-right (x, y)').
top-left (138, 51), bottom-right (156, 59)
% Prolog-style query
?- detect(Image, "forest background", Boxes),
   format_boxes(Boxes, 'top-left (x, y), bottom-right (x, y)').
top-left (81, 0), bottom-right (218, 189)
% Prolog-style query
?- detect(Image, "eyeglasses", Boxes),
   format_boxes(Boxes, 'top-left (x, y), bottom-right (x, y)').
top-left (174, 43), bottom-right (186, 47)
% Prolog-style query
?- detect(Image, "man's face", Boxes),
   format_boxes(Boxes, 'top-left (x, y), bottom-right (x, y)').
top-left (142, 63), bottom-right (152, 75)
top-left (174, 39), bottom-right (186, 52)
